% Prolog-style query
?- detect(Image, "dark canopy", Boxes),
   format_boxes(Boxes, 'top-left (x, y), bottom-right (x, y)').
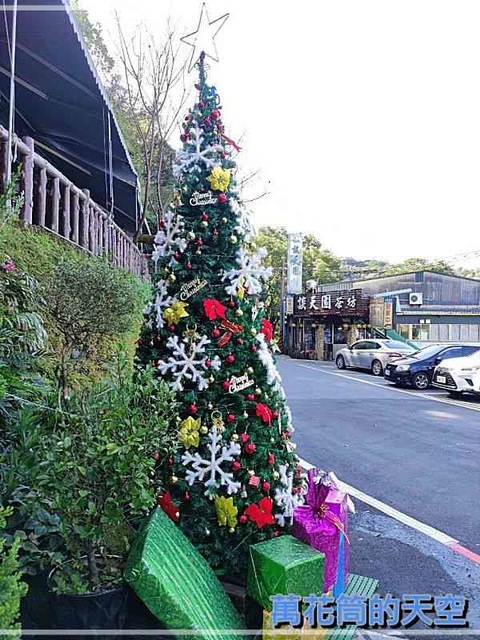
top-left (0, 0), bottom-right (139, 231)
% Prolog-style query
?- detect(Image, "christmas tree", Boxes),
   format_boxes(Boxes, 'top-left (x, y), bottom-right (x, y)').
top-left (137, 53), bottom-right (303, 578)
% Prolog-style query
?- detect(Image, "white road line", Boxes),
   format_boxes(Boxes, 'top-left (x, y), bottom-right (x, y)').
top-left (298, 457), bottom-right (458, 545)
top-left (296, 364), bottom-right (480, 413)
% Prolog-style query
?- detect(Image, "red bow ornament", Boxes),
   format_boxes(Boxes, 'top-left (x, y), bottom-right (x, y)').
top-left (244, 497), bottom-right (275, 529)
top-left (260, 318), bottom-right (274, 343)
top-left (256, 402), bottom-right (273, 425)
top-left (157, 491), bottom-right (180, 523)
top-left (204, 298), bottom-right (228, 321)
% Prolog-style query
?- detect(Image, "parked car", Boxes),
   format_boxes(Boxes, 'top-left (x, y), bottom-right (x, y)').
top-left (335, 339), bottom-right (415, 376)
top-left (432, 350), bottom-right (480, 397)
top-left (384, 344), bottom-right (480, 390)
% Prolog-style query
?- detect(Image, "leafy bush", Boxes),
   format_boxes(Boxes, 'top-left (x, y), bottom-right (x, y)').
top-left (0, 506), bottom-right (28, 639)
top-left (37, 356), bottom-right (178, 593)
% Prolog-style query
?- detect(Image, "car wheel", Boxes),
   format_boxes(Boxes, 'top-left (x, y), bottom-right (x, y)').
top-left (371, 359), bottom-right (383, 376)
top-left (411, 371), bottom-right (430, 390)
top-left (336, 355), bottom-right (346, 370)
top-left (448, 391), bottom-right (463, 399)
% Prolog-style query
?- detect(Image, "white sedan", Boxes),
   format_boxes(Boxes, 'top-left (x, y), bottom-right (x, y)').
top-left (335, 339), bottom-right (415, 376)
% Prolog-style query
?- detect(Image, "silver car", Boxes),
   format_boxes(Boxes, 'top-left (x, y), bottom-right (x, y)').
top-left (336, 339), bottom-right (415, 376)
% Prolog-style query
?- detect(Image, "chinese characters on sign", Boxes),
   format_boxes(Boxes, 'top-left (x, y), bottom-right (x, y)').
top-left (294, 290), bottom-right (367, 317)
top-left (287, 234), bottom-right (303, 294)
top-left (270, 593), bottom-right (468, 629)
top-left (384, 300), bottom-right (394, 329)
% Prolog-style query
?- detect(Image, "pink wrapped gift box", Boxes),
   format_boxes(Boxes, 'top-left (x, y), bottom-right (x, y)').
top-left (292, 469), bottom-right (349, 594)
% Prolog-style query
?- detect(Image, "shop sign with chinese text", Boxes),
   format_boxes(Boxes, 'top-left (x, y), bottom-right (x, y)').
top-left (287, 233), bottom-right (303, 294)
top-left (293, 289), bottom-right (368, 317)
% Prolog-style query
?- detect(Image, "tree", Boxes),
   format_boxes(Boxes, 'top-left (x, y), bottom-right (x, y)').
top-left (136, 55), bottom-right (302, 578)
top-left (256, 227), bottom-right (342, 332)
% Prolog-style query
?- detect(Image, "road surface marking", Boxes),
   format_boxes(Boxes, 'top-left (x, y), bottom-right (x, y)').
top-left (298, 455), bottom-right (480, 564)
top-left (296, 363), bottom-right (480, 413)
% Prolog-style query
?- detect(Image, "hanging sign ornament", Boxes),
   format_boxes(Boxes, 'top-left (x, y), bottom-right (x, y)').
top-left (229, 373), bottom-right (254, 394)
top-left (180, 3), bottom-right (230, 73)
top-left (189, 191), bottom-right (218, 207)
top-left (180, 278), bottom-right (208, 301)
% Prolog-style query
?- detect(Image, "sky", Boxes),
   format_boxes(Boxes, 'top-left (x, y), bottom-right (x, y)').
top-left (80, 0), bottom-right (480, 264)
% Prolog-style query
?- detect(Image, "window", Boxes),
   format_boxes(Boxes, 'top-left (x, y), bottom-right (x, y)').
top-left (463, 346), bottom-right (480, 357)
top-left (352, 341), bottom-right (368, 350)
top-left (441, 347), bottom-right (463, 360)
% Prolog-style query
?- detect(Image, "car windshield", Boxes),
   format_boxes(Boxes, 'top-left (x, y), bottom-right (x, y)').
top-left (384, 340), bottom-right (412, 350)
top-left (409, 345), bottom-right (446, 359)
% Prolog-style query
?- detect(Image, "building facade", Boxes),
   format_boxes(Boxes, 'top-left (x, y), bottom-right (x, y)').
top-left (285, 271), bottom-right (480, 359)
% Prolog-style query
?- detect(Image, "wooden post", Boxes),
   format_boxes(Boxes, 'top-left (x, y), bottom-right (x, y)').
top-left (80, 189), bottom-right (90, 249)
top-left (37, 167), bottom-right (47, 227)
top-left (62, 184), bottom-right (71, 240)
top-left (51, 177), bottom-right (60, 233)
top-left (71, 191), bottom-right (79, 243)
top-left (21, 137), bottom-right (34, 223)
top-left (103, 216), bottom-right (109, 256)
top-left (89, 207), bottom-right (97, 254)
top-left (0, 140), bottom-right (8, 192)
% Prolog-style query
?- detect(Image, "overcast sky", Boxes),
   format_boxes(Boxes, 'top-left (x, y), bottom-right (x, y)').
top-left (80, 0), bottom-right (480, 264)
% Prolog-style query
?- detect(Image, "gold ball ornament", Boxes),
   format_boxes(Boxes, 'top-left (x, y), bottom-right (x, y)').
top-left (247, 366), bottom-right (254, 374)
top-left (235, 309), bottom-right (243, 317)
top-left (230, 235), bottom-right (238, 244)
top-left (221, 217), bottom-right (227, 223)
top-left (207, 402), bottom-right (213, 410)
top-left (171, 475), bottom-right (178, 483)
top-left (196, 249), bottom-right (202, 255)
top-left (241, 490), bottom-right (247, 498)
top-left (229, 527), bottom-right (235, 534)
top-left (251, 328), bottom-right (257, 336)
top-left (187, 231), bottom-right (195, 240)
top-left (270, 437), bottom-right (275, 443)
top-left (272, 471), bottom-right (280, 480)
top-left (255, 387), bottom-right (262, 395)
top-left (231, 433), bottom-right (239, 441)
top-left (243, 412), bottom-right (248, 418)
top-left (200, 426), bottom-right (208, 434)
top-left (209, 375), bottom-right (215, 383)
top-left (201, 220), bottom-right (209, 227)
top-left (169, 273), bottom-right (176, 282)
top-left (248, 469), bottom-right (255, 476)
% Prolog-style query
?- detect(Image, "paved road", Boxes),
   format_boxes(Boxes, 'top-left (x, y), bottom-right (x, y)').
top-left (277, 356), bottom-right (480, 634)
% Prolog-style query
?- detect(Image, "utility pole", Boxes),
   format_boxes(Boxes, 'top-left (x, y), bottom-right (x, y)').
top-left (279, 259), bottom-right (287, 353)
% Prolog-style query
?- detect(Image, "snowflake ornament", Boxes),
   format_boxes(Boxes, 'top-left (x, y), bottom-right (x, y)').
top-left (173, 125), bottom-right (223, 178)
top-left (152, 210), bottom-right (187, 265)
top-left (158, 334), bottom-right (221, 391)
top-left (256, 333), bottom-right (282, 386)
top-left (274, 464), bottom-right (304, 527)
top-left (153, 282), bottom-right (174, 330)
top-left (181, 427), bottom-right (242, 498)
top-left (230, 197), bottom-right (255, 239)
top-left (222, 248), bottom-right (272, 296)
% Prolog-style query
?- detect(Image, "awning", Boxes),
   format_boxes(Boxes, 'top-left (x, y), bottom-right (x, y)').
top-left (0, 0), bottom-right (140, 232)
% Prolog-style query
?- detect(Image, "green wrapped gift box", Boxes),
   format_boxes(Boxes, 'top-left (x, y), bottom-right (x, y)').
top-left (124, 508), bottom-right (244, 640)
top-left (247, 535), bottom-right (325, 611)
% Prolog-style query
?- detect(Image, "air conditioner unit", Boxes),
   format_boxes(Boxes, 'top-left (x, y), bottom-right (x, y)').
top-left (409, 292), bottom-right (423, 305)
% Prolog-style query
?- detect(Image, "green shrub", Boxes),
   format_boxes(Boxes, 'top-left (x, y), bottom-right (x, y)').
top-left (0, 507), bottom-right (28, 639)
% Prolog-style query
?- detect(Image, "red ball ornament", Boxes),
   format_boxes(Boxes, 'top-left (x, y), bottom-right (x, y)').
top-left (188, 404), bottom-right (198, 415)
top-left (232, 460), bottom-right (241, 472)
top-left (245, 442), bottom-right (256, 455)
top-left (274, 530), bottom-right (281, 537)
top-left (180, 133), bottom-right (187, 142)
top-left (152, 450), bottom-right (161, 462)
top-left (198, 101), bottom-right (205, 108)
top-left (246, 393), bottom-right (255, 402)
top-left (218, 193), bottom-right (227, 204)
top-left (212, 328), bottom-right (221, 339)
top-left (240, 433), bottom-right (250, 443)
top-left (262, 482), bottom-right (270, 493)
top-left (168, 325), bottom-right (176, 332)
top-left (185, 491), bottom-right (191, 501)
top-left (239, 514), bottom-right (248, 524)
top-left (222, 380), bottom-right (231, 391)
top-left (186, 262), bottom-right (192, 270)
top-left (267, 453), bottom-right (275, 465)
top-left (195, 238), bottom-right (203, 246)
top-left (236, 338), bottom-right (244, 345)
top-left (211, 109), bottom-right (220, 120)
top-left (204, 117), bottom-right (211, 126)
top-left (225, 354), bottom-right (235, 364)
top-left (205, 359), bottom-right (212, 368)
top-left (201, 212), bottom-right (209, 221)
top-left (213, 229), bottom-right (219, 236)
top-left (251, 345), bottom-right (258, 353)
top-left (168, 456), bottom-right (174, 467)
top-left (228, 300), bottom-right (235, 308)
top-left (272, 411), bottom-right (279, 420)
top-left (227, 414), bottom-right (236, 423)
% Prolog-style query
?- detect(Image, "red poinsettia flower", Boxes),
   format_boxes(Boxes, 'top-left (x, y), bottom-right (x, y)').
top-left (157, 491), bottom-right (180, 523)
top-left (204, 298), bottom-right (228, 321)
top-left (260, 318), bottom-right (274, 343)
top-left (255, 402), bottom-right (273, 424)
top-left (244, 497), bottom-right (275, 529)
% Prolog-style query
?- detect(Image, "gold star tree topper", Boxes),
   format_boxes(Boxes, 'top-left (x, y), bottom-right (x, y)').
top-left (181, 3), bottom-right (229, 72)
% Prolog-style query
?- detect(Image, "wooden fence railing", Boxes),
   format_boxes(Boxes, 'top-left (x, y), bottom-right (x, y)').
top-left (0, 126), bottom-right (149, 280)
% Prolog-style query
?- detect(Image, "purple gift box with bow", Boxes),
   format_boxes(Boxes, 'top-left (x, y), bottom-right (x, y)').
top-left (292, 468), bottom-right (349, 594)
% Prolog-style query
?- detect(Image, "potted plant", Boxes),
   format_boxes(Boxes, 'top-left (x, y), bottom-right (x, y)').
top-left (39, 357), bottom-right (178, 631)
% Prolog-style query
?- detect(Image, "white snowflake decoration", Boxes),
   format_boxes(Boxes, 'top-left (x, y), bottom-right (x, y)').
top-left (158, 335), bottom-right (221, 391)
top-left (274, 464), bottom-right (304, 527)
top-left (230, 197), bottom-right (255, 240)
top-left (173, 125), bottom-right (223, 178)
top-left (181, 427), bottom-right (242, 497)
top-left (152, 210), bottom-right (187, 265)
top-left (222, 248), bottom-right (272, 296)
top-left (256, 333), bottom-right (282, 386)
top-left (153, 282), bottom-right (173, 330)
